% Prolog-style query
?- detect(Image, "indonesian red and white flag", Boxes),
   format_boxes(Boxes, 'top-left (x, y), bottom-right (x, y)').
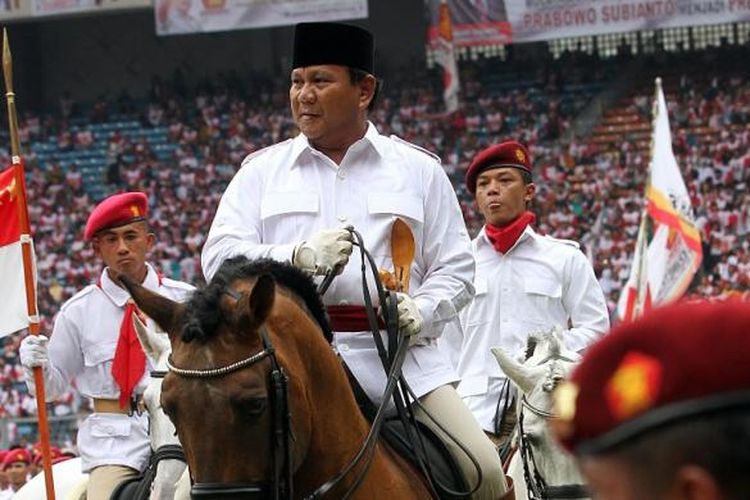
top-left (0, 164), bottom-right (35, 337)
top-left (433, 0), bottom-right (460, 113)
top-left (617, 79), bottom-right (702, 321)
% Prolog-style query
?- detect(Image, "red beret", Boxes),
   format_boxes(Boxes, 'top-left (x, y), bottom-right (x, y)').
top-left (52, 455), bottom-right (74, 465)
top-left (84, 192), bottom-right (148, 240)
top-left (553, 300), bottom-right (750, 455)
top-left (465, 140), bottom-right (532, 194)
top-left (2, 448), bottom-right (30, 470)
top-left (32, 446), bottom-right (61, 466)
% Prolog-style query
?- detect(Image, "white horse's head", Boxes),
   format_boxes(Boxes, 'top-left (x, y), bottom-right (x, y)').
top-left (492, 327), bottom-right (588, 499)
top-left (133, 314), bottom-right (189, 500)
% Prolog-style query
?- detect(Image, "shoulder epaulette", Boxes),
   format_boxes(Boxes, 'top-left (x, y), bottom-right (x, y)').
top-left (389, 135), bottom-right (441, 163)
top-left (161, 278), bottom-right (196, 293)
top-left (241, 139), bottom-right (294, 167)
top-left (543, 234), bottom-right (580, 249)
top-left (59, 285), bottom-right (97, 312)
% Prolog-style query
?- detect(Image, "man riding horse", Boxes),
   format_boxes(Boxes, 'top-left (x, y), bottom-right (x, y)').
top-left (201, 21), bottom-right (512, 500)
top-left (445, 140), bottom-right (610, 451)
top-left (19, 192), bottom-right (194, 500)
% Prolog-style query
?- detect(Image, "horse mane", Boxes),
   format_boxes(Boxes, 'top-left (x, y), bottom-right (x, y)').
top-left (525, 335), bottom-right (538, 361)
top-left (182, 256), bottom-right (332, 343)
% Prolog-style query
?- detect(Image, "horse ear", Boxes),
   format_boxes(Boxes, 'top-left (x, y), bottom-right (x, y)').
top-left (118, 274), bottom-right (183, 340)
top-left (132, 313), bottom-right (171, 364)
top-left (491, 347), bottom-right (538, 394)
top-left (246, 273), bottom-right (276, 329)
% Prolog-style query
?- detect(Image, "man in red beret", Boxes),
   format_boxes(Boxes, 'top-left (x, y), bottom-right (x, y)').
top-left (0, 450), bottom-right (8, 496)
top-left (202, 22), bottom-right (510, 500)
top-left (19, 192), bottom-right (194, 500)
top-left (1, 448), bottom-right (30, 494)
top-left (449, 140), bottom-right (609, 449)
top-left (553, 300), bottom-right (750, 500)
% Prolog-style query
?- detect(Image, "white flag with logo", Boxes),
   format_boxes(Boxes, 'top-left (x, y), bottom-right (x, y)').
top-left (617, 78), bottom-right (702, 322)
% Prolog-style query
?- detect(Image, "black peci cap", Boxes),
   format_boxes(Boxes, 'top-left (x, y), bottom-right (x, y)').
top-left (292, 22), bottom-right (374, 74)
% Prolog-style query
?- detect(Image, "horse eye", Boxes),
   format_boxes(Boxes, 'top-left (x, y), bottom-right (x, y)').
top-left (235, 396), bottom-right (267, 417)
top-left (524, 433), bottom-right (541, 446)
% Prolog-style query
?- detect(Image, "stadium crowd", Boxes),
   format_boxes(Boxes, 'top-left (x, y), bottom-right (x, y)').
top-left (0, 44), bottom-right (747, 452)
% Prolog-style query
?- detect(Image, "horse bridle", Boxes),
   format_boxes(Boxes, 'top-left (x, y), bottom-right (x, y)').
top-left (165, 247), bottom-right (408, 500)
top-left (518, 355), bottom-right (590, 500)
top-left (166, 292), bottom-right (294, 500)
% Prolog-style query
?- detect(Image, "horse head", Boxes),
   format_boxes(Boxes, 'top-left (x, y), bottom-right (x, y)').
top-left (492, 327), bottom-right (589, 499)
top-left (132, 314), bottom-right (188, 500)
top-left (121, 256), bottom-right (429, 498)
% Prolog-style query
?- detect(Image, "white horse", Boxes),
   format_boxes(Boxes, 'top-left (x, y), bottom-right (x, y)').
top-left (492, 328), bottom-right (589, 500)
top-left (15, 316), bottom-right (189, 500)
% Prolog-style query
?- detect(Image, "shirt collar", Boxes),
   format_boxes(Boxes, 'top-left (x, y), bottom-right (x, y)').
top-left (98, 263), bottom-right (160, 308)
top-left (289, 121), bottom-right (384, 168)
top-left (477, 225), bottom-right (537, 253)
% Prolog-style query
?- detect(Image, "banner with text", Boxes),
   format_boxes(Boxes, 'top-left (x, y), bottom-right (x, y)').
top-left (155, 0), bottom-right (368, 36)
top-left (426, 1), bottom-right (750, 46)
top-left (426, 0), bottom-right (512, 47)
top-left (505, 0), bottom-right (750, 43)
top-left (31, 0), bottom-right (146, 17)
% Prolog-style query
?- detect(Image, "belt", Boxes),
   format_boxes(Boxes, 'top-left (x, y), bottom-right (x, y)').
top-left (92, 398), bottom-right (129, 414)
top-left (327, 305), bottom-right (384, 332)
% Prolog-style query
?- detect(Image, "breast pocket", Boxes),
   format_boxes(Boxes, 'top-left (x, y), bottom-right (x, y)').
top-left (366, 193), bottom-right (424, 267)
top-left (466, 278), bottom-right (490, 327)
top-left (261, 191), bottom-right (319, 241)
top-left (524, 277), bottom-right (563, 327)
top-left (367, 193), bottom-right (424, 224)
top-left (83, 343), bottom-right (116, 368)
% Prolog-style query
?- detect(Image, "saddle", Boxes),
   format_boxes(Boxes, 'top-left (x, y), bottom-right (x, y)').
top-left (345, 367), bottom-right (469, 499)
top-left (110, 445), bottom-right (186, 500)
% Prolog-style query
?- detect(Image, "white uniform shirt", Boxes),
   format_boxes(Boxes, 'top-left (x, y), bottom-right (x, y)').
top-left (28, 264), bottom-right (194, 472)
top-left (455, 226), bottom-right (610, 431)
top-left (202, 123), bottom-right (475, 402)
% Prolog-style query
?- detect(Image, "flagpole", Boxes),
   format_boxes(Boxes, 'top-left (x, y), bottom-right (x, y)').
top-left (3, 28), bottom-right (56, 500)
top-left (636, 77), bottom-right (667, 314)
top-left (632, 78), bottom-right (662, 318)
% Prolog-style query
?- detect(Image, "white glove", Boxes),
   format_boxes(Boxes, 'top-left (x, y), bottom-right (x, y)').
top-left (20, 335), bottom-right (50, 372)
top-left (293, 227), bottom-right (354, 276)
top-left (391, 292), bottom-right (423, 341)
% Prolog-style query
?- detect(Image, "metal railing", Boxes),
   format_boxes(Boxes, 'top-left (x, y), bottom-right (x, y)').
top-left (0, 414), bottom-right (83, 449)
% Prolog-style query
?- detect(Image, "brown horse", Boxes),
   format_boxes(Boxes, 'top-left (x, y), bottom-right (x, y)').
top-left (120, 256), bottom-right (432, 499)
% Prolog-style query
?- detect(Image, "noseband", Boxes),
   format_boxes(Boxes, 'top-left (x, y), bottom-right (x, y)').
top-left (167, 288), bottom-right (293, 500)
top-left (518, 353), bottom-right (589, 500)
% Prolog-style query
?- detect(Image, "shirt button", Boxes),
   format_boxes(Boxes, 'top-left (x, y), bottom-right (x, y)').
top-left (337, 171), bottom-right (346, 180)
top-left (502, 287), bottom-right (509, 292)
top-left (339, 344), bottom-right (350, 352)
top-left (337, 215), bottom-right (347, 222)
top-left (502, 318), bottom-right (509, 323)
top-left (338, 299), bottom-right (349, 306)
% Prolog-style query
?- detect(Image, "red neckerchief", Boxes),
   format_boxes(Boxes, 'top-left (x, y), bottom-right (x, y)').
top-left (97, 268), bottom-right (162, 409)
top-left (111, 301), bottom-right (147, 409)
top-left (484, 211), bottom-right (536, 254)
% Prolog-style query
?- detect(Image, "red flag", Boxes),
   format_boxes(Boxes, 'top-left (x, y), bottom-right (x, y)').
top-left (433, 0), bottom-right (460, 112)
top-left (0, 164), bottom-right (32, 337)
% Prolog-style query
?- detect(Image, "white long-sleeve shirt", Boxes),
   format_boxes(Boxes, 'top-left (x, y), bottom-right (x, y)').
top-left (454, 226), bottom-right (610, 431)
top-left (27, 264), bottom-right (193, 472)
top-left (202, 123), bottom-right (475, 401)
